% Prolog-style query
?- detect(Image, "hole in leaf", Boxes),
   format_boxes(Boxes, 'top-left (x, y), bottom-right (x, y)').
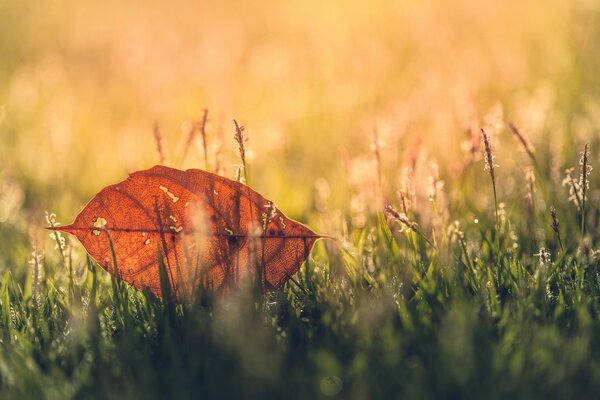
top-left (159, 185), bottom-right (180, 202)
top-left (92, 217), bottom-right (107, 236)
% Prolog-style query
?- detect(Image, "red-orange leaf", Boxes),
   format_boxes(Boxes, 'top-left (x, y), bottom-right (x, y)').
top-left (51, 165), bottom-right (319, 300)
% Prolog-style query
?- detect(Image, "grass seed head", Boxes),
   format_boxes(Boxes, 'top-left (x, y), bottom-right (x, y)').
top-left (481, 128), bottom-right (497, 184)
top-left (525, 166), bottom-right (536, 207)
top-left (233, 119), bottom-right (247, 165)
top-left (534, 247), bottom-right (551, 266)
top-left (384, 204), bottom-right (417, 232)
top-left (562, 167), bottom-right (582, 210)
top-left (509, 122), bottom-right (536, 160)
top-left (550, 206), bottom-right (560, 234)
top-left (579, 143), bottom-right (591, 199)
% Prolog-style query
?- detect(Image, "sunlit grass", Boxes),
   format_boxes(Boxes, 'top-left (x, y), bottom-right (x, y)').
top-left (2, 0), bottom-right (600, 398)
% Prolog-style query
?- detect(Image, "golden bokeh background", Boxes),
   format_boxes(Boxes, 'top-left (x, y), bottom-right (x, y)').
top-left (1, 0), bottom-right (599, 233)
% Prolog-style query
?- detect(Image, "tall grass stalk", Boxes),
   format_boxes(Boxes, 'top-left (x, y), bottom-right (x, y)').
top-left (233, 119), bottom-right (248, 184)
top-left (153, 123), bottom-right (166, 164)
top-left (385, 205), bottom-right (437, 250)
top-left (508, 122), bottom-right (536, 164)
top-left (481, 129), bottom-right (500, 255)
top-left (579, 143), bottom-right (590, 238)
top-left (199, 108), bottom-right (209, 170)
top-left (550, 206), bottom-right (564, 252)
top-left (372, 127), bottom-right (383, 201)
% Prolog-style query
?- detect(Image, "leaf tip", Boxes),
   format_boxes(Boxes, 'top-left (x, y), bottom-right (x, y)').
top-left (318, 234), bottom-right (337, 241)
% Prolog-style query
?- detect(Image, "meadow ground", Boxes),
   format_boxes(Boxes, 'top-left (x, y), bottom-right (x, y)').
top-left (2, 1), bottom-right (600, 399)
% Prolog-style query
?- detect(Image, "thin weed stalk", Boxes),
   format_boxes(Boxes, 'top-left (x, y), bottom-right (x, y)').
top-left (481, 129), bottom-right (500, 255)
top-left (508, 122), bottom-right (536, 164)
top-left (45, 212), bottom-right (67, 269)
top-left (580, 143), bottom-right (590, 238)
top-left (384, 205), bottom-right (436, 251)
top-left (372, 127), bottom-right (383, 203)
top-left (233, 119), bottom-right (248, 184)
top-left (508, 122), bottom-right (556, 224)
top-left (101, 226), bottom-right (133, 328)
top-left (199, 108), bottom-right (209, 170)
top-left (154, 123), bottom-right (166, 164)
top-left (550, 206), bottom-right (564, 253)
top-left (179, 122), bottom-right (197, 166)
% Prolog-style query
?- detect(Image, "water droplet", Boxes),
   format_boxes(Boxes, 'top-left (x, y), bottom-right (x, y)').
top-left (169, 215), bottom-right (178, 222)
top-left (144, 238), bottom-right (151, 245)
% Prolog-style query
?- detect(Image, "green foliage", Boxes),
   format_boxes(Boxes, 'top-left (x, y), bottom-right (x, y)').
top-left (3, 141), bottom-right (600, 399)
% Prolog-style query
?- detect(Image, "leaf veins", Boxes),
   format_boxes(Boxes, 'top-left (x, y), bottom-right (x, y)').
top-left (50, 165), bottom-right (320, 300)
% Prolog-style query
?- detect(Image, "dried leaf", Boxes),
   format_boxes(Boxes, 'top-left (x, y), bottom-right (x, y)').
top-left (50, 165), bottom-right (319, 300)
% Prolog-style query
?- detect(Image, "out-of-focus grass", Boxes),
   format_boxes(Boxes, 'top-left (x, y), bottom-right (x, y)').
top-left (2, 0), bottom-right (600, 398)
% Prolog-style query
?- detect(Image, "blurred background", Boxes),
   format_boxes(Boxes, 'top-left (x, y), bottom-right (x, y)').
top-left (1, 0), bottom-right (599, 261)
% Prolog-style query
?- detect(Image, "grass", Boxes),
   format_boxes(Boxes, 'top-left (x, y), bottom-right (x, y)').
top-left (1, 2), bottom-right (600, 398)
top-left (1, 123), bottom-right (600, 399)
